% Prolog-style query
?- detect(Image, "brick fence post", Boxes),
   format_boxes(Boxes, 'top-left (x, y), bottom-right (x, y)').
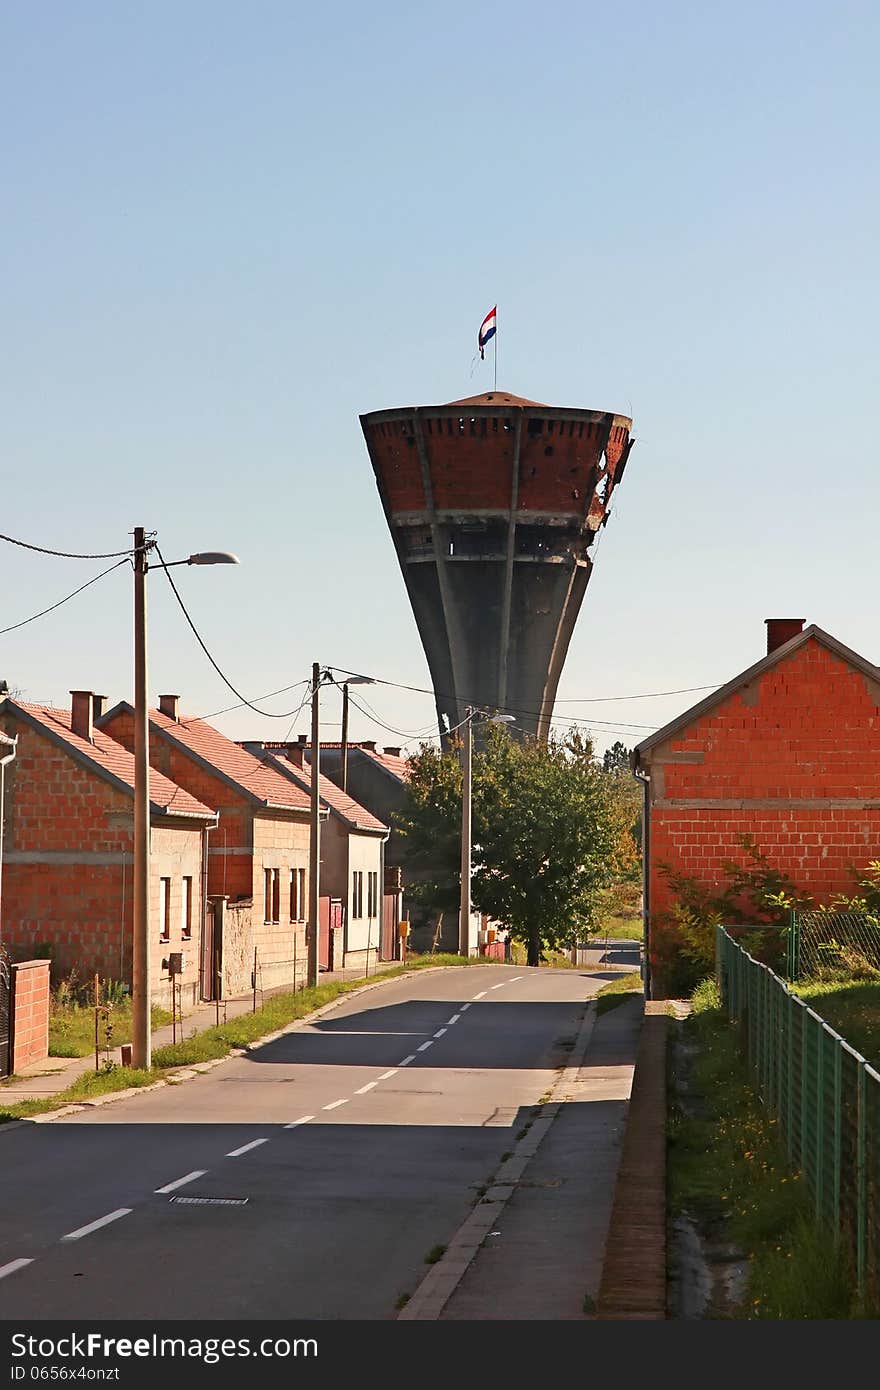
top-left (11, 959), bottom-right (51, 1071)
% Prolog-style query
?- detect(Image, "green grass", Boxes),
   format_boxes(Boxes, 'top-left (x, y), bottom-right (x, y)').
top-left (792, 978), bottom-right (880, 1070)
top-left (49, 1001), bottom-right (172, 1057)
top-left (598, 913), bottom-right (644, 942)
top-left (669, 977), bottom-right (867, 1319)
top-left (1, 1065), bottom-right (158, 1122)
top-left (596, 972), bottom-right (643, 1015)
top-left (425, 1244), bottom-right (446, 1264)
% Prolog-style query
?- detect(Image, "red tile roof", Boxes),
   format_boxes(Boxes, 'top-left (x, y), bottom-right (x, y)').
top-left (7, 702), bottom-right (215, 819)
top-left (147, 708), bottom-right (311, 812)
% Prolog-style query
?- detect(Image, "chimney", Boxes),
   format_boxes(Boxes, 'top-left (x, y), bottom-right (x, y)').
top-left (286, 742), bottom-right (305, 768)
top-left (92, 694), bottom-right (108, 722)
top-left (383, 746), bottom-right (401, 757)
top-left (70, 690), bottom-right (94, 742)
top-left (765, 618), bottom-right (805, 655)
top-left (158, 694), bottom-right (180, 721)
top-left (297, 733), bottom-right (308, 744)
top-left (360, 740), bottom-right (377, 752)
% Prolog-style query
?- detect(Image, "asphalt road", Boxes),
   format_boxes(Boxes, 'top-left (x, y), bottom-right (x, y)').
top-left (0, 965), bottom-right (608, 1320)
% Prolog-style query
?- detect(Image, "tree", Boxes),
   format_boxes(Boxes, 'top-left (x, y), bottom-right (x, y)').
top-left (393, 742), bottom-right (462, 929)
top-left (395, 726), bottom-right (621, 966)
top-left (602, 740), bottom-right (631, 773)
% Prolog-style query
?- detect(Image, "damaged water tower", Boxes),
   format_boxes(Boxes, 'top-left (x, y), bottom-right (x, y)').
top-left (360, 390), bottom-right (634, 741)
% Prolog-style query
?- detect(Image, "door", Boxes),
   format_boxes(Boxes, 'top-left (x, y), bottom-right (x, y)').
top-left (201, 907), bottom-right (215, 1001)
top-left (381, 894), bottom-right (397, 961)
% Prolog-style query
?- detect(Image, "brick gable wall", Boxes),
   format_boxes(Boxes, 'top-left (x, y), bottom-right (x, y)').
top-left (646, 637), bottom-right (880, 989)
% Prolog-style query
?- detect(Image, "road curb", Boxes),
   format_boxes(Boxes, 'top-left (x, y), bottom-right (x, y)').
top-left (398, 994), bottom-right (599, 1320)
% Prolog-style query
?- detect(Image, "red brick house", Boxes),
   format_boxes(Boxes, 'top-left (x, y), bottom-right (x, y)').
top-left (0, 692), bottom-right (216, 1008)
top-left (241, 740), bottom-right (391, 969)
top-left (633, 620), bottom-right (880, 996)
top-left (99, 697), bottom-right (320, 996)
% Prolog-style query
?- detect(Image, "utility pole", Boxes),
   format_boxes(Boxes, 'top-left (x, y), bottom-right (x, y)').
top-left (341, 682), bottom-right (349, 794)
top-left (458, 707), bottom-right (473, 958)
top-left (132, 526), bottom-right (151, 1069)
top-left (307, 663), bottom-right (321, 989)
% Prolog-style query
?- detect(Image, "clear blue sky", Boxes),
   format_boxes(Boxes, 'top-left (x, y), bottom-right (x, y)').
top-left (2, 1), bottom-right (877, 756)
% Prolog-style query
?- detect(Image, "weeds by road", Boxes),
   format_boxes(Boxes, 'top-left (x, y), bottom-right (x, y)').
top-left (668, 978), bottom-right (870, 1319)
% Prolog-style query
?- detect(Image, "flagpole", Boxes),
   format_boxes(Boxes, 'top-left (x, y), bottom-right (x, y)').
top-left (494, 304), bottom-right (498, 391)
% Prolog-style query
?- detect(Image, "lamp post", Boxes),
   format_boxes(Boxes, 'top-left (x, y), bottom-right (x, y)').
top-left (131, 527), bottom-right (239, 1070)
top-left (458, 709), bottom-right (515, 959)
top-left (339, 675), bottom-right (374, 794)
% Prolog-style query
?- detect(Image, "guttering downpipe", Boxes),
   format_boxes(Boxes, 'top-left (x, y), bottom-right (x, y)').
top-left (0, 736), bottom-right (18, 948)
top-left (632, 756), bottom-right (651, 1001)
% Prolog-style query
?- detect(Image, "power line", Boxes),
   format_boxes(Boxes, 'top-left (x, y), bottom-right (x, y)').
top-left (181, 679), bottom-right (311, 728)
top-left (0, 558), bottom-right (131, 636)
top-left (155, 546), bottom-right (315, 719)
top-left (0, 532), bottom-right (138, 561)
top-left (327, 663), bottom-right (719, 713)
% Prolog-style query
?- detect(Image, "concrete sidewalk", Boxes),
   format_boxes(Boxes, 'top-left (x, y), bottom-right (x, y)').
top-left (400, 993), bottom-right (647, 1320)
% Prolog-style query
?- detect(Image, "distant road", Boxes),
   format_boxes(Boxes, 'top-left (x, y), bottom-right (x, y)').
top-left (0, 965), bottom-right (603, 1320)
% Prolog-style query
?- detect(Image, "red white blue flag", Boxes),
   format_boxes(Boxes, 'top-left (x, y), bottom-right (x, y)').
top-left (478, 305), bottom-right (497, 359)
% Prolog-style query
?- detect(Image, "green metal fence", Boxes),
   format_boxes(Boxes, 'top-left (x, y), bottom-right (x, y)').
top-left (788, 909), bottom-right (880, 981)
top-left (717, 925), bottom-right (880, 1303)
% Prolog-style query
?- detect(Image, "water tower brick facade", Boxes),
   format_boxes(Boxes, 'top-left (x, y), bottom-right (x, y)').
top-left (361, 392), bottom-right (634, 740)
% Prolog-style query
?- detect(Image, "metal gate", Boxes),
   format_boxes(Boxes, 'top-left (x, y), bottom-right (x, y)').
top-left (0, 949), bottom-right (11, 1079)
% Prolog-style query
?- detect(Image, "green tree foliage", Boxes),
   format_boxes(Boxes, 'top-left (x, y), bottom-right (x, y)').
top-left (395, 726), bottom-right (623, 966)
top-left (602, 740), bottom-right (631, 773)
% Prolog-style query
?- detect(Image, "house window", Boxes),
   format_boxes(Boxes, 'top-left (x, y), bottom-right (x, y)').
top-left (264, 867), bottom-right (280, 923)
top-left (367, 870), bottom-right (378, 918)
top-left (290, 867), bottom-right (306, 921)
top-left (181, 876), bottom-right (193, 939)
top-left (352, 870), bottom-right (364, 919)
top-left (159, 877), bottom-right (171, 942)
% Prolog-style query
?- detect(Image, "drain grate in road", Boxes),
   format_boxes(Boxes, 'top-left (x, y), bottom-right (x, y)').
top-left (169, 1196), bottom-right (249, 1206)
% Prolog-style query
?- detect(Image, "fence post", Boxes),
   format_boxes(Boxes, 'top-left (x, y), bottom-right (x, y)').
top-left (815, 1018), bottom-right (825, 1221)
top-left (856, 1064), bottom-right (867, 1299)
top-left (832, 1043), bottom-right (842, 1236)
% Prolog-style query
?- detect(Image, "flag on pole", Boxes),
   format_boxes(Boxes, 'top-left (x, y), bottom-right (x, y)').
top-left (478, 306), bottom-right (497, 359)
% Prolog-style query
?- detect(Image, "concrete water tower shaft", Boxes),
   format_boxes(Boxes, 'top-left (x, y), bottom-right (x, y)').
top-left (360, 390), bottom-right (634, 741)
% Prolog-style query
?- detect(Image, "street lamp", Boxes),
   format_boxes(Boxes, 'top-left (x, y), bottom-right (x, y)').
top-left (339, 674), bottom-right (375, 794)
top-left (132, 526), bottom-right (239, 1070)
top-left (458, 708), bottom-right (515, 958)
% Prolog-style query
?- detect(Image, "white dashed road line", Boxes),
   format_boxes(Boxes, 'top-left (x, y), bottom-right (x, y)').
top-left (433, 1028), bottom-right (447, 1038)
top-left (378, 1070), bottom-right (398, 1081)
top-left (510, 976), bottom-right (524, 982)
top-left (490, 983), bottom-right (505, 990)
top-left (417, 1041), bottom-right (434, 1052)
top-left (323, 1099), bottom-right (348, 1111)
top-left (355, 1082), bottom-right (378, 1095)
top-left (0, 1259), bottom-right (33, 1280)
top-left (155, 1170), bottom-right (207, 1194)
top-left (227, 1139), bottom-right (269, 1157)
top-left (472, 991), bottom-right (487, 1000)
top-left (459, 1004), bottom-right (471, 1012)
top-left (447, 1014), bottom-right (461, 1024)
top-left (284, 1115), bottom-right (315, 1129)
top-left (399, 1054), bottom-right (417, 1066)
top-left (62, 1209), bottom-right (132, 1242)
